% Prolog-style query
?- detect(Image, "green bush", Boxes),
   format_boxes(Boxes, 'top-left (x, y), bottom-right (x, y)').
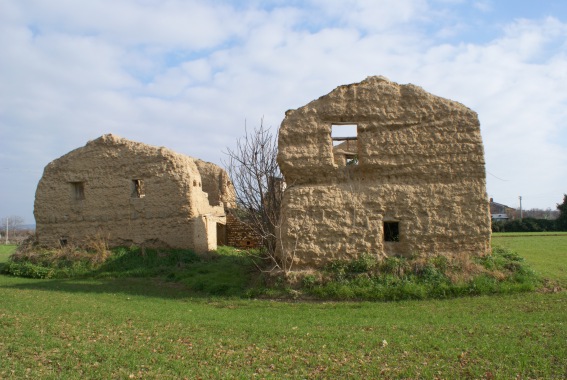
top-left (302, 274), bottom-right (317, 288)
top-left (492, 218), bottom-right (559, 232)
top-left (380, 256), bottom-right (410, 276)
top-left (3, 261), bottom-right (55, 279)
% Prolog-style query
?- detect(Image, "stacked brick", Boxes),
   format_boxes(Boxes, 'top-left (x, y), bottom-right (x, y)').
top-left (225, 212), bottom-right (262, 249)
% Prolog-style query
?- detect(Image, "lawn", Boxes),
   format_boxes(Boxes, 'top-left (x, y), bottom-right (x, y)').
top-left (0, 244), bottom-right (17, 263)
top-left (0, 236), bottom-right (565, 378)
top-left (492, 232), bottom-right (567, 286)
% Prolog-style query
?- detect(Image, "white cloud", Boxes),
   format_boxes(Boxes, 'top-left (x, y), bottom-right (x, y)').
top-left (21, 0), bottom-right (244, 49)
top-left (473, 1), bottom-right (492, 13)
top-left (410, 17), bottom-right (567, 209)
top-left (310, 0), bottom-right (429, 32)
top-left (0, 0), bottom-right (566, 223)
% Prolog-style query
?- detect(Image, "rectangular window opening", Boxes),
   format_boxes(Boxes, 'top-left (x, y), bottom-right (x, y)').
top-left (71, 182), bottom-right (85, 200)
top-left (383, 221), bottom-right (400, 242)
top-left (331, 124), bottom-right (358, 166)
top-left (132, 179), bottom-right (145, 198)
top-left (345, 154), bottom-right (358, 166)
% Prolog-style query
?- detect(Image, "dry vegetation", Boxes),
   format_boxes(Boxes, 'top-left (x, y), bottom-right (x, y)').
top-left (11, 233), bottom-right (110, 266)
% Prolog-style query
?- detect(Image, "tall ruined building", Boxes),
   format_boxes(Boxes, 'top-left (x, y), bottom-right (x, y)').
top-left (34, 134), bottom-right (235, 252)
top-left (277, 76), bottom-right (491, 268)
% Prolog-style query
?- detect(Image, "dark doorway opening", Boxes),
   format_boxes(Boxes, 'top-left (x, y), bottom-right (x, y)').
top-left (217, 223), bottom-right (227, 246)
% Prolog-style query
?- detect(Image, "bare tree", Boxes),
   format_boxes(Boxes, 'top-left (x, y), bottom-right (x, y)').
top-left (523, 208), bottom-right (559, 220)
top-left (224, 121), bottom-right (285, 269)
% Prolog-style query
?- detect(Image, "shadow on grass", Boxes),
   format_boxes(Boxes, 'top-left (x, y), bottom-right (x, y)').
top-left (0, 276), bottom-right (208, 300)
top-left (0, 246), bottom-right (260, 300)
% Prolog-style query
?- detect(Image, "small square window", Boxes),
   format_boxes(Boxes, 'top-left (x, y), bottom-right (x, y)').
top-left (132, 179), bottom-right (145, 198)
top-left (71, 182), bottom-right (85, 200)
top-left (384, 221), bottom-right (399, 242)
top-left (345, 154), bottom-right (358, 166)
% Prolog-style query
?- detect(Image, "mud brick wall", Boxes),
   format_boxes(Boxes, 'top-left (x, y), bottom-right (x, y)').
top-left (34, 134), bottom-right (232, 253)
top-left (277, 76), bottom-right (491, 268)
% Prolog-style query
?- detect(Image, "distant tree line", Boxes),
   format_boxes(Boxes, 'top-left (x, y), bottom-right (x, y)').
top-left (492, 217), bottom-right (559, 233)
top-left (492, 194), bottom-right (567, 232)
top-left (1, 216), bottom-right (33, 245)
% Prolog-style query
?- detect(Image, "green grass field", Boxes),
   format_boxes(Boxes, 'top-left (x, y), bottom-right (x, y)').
top-left (492, 233), bottom-right (567, 286)
top-left (0, 244), bottom-right (17, 262)
top-left (0, 235), bottom-right (565, 378)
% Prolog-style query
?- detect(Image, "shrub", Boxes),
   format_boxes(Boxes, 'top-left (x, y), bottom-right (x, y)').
top-left (347, 254), bottom-right (378, 273)
top-left (380, 256), bottom-right (410, 277)
top-left (492, 218), bottom-right (559, 232)
top-left (302, 274), bottom-right (318, 288)
top-left (2, 261), bottom-right (55, 279)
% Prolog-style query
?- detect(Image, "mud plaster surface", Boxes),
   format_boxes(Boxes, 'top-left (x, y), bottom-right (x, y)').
top-left (277, 76), bottom-right (491, 268)
top-left (34, 134), bottom-right (234, 252)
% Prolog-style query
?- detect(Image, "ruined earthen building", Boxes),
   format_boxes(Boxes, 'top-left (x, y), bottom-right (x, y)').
top-left (277, 76), bottom-right (491, 268)
top-left (34, 134), bottom-right (235, 252)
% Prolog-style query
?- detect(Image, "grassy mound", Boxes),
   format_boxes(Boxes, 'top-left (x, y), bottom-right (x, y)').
top-left (293, 247), bottom-right (539, 301)
top-left (2, 243), bottom-right (539, 301)
top-left (2, 244), bottom-right (255, 297)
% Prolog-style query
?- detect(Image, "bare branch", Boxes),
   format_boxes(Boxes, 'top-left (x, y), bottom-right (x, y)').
top-left (223, 120), bottom-right (290, 271)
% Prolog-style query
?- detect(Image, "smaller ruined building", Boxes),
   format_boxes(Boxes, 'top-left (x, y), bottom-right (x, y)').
top-left (34, 134), bottom-right (235, 252)
top-left (277, 76), bottom-right (492, 268)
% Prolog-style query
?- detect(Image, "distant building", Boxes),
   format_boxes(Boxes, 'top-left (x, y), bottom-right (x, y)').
top-left (491, 213), bottom-right (509, 222)
top-left (489, 198), bottom-right (515, 221)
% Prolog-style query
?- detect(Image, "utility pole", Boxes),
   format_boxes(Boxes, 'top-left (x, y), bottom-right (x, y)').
top-left (5, 217), bottom-right (8, 245)
top-left (519, 196), bottom-right (523, 221)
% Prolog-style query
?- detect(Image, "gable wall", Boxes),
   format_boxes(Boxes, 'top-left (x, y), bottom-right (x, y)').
top-left (277, 77), bottom-right (491, 268)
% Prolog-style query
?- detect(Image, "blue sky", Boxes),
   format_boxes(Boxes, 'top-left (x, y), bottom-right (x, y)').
top-left (1, 0), bottom-right (566, 225)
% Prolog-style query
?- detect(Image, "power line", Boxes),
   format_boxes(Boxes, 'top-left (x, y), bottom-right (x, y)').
top-left (486, 171), bottom-right (509, 181)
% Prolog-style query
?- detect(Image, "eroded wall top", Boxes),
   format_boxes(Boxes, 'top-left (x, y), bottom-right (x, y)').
top-left (195, 159), bottom-right (236, 209)
top-left (278, 76), bottom-right (486, 184)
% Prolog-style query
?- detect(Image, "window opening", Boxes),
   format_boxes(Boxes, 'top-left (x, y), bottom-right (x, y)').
top-left (59, 238), bottom-right (68, 247)
top-left (331, 124), bottom-right (358, 166)
top-left (132, 179), bottom-right (145, 198)
top-left (71, 182), bottom-right (85, 200)
top-left (383, 221), bottom-right (400, 242)
top-left (345, 154), bottom-right (358, 166)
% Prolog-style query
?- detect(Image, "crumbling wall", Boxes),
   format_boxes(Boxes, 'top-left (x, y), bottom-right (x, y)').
top-left (195, 159), bottom-right (236, 209)
top-left (34, 134), bottom-right (227, 252)
top-left (277, 76), bottom-right (491, 268)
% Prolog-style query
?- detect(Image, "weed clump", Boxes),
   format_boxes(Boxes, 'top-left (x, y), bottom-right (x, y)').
top-left (4, 234), bottom-right (111, 278)
top-left (297, 247), bottom-right (539, 301)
